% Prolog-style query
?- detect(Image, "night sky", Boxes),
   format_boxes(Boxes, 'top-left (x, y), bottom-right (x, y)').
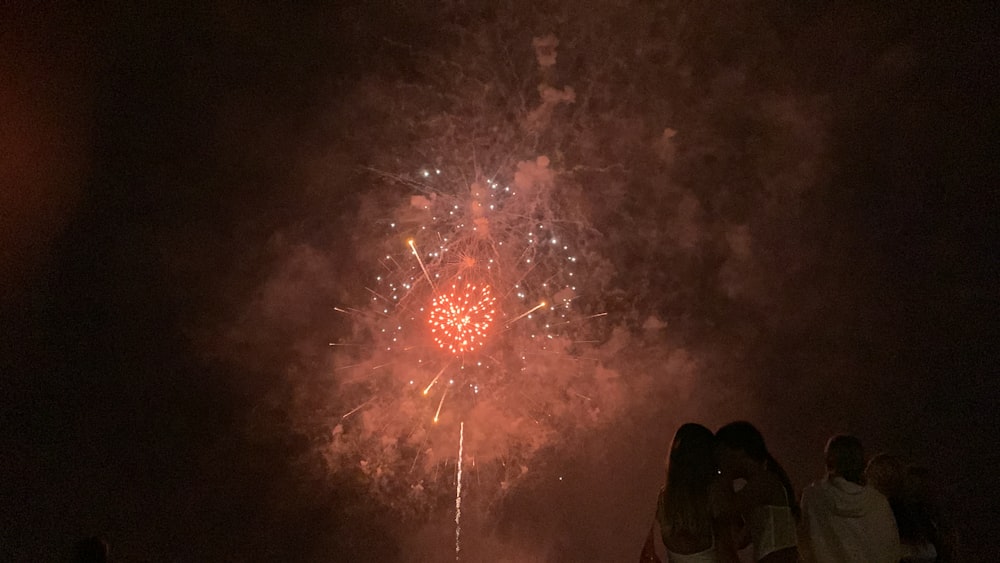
top-left (2, 3), bottom-right (997, 561)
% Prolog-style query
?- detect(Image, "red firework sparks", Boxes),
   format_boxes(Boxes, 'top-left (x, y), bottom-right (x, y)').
top-left (428, 283), bottom-right (496, 354)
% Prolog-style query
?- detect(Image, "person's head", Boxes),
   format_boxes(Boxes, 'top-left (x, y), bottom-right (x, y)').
top-left (667, 423), bottom-right (717, 478)
top-left (714, 421), bottom-right (769, 478)
top-left (825, 434), bottom-right (865, 484)
top-left (662, 423), bottom-right (717, 534)
top-left (865, 453), bottom-right (904, 498)
top-left (716, 421), bottom-right (800, 517)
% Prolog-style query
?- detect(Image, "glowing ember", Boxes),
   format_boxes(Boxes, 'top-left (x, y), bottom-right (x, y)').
top-left (429, 283), bottom-right (496, 354)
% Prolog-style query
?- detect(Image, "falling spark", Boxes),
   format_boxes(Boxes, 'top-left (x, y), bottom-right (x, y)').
top-left (548, 311), bottom-right (608, 329)
top-left (455, 421), bottom-right (464, 561)
top-left (423, 364), bottom-right (449, 395)
top-left (507, 301), bottom-right (546, 325)
top-left (433, 387), bottom-right (449, 423)
top-left (340, 397), bottom-right (374, 420)
top-left (408, 238), bottom-right (436, 291)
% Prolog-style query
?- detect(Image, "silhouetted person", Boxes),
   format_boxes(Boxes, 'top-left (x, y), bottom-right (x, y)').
top-left (73, 536), bottom-right (108, 563)
top-left (715, 421), bottom-right (799, 563)
top-left (900, 465), bottom-right (957, 562)
top-left (866, 453), bottom-right (934, 562)
top-left (642, 423), bottom-right (739, 562)
top-left (800, 435), bottom-right (898, 563)
top-left (865, 453), bottom-right (905, 500)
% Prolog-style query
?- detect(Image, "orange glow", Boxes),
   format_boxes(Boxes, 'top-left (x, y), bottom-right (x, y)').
top-left (428, 283), bottom-right (496, 354)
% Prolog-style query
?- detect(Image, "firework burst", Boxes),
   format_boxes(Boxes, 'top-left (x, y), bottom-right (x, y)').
top-left (322, 32), bottom-right (623, 520)
top-left (429, 283), bottom-right (496, 355)
top-left (352, 161), bottom-right (592, 410)
top-left (326, 158), bottom-right (615, 510)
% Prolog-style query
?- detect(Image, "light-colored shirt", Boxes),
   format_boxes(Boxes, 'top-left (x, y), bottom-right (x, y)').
top-left (800, 476), bottom-right (900, 563)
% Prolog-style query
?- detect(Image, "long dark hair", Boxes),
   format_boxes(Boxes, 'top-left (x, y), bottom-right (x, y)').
top-left (716, 421), bottom-right (799, 518)
top-left (661, 423), bottom-right (718, 535)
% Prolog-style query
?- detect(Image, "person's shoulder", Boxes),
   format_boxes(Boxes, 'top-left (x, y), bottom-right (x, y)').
top-left (865, 486), bottom-right (893, 511)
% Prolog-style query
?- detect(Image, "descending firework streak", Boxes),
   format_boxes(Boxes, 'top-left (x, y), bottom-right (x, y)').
top-left (455, 421), bottom-right (464, 560)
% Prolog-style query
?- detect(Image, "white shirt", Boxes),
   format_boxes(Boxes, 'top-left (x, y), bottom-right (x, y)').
top-left (800, 476), bottom-right (900, 563)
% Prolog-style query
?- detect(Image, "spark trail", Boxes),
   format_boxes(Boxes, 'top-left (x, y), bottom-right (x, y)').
top-left (434, 387), bottom-right (449, 423)
top-left (507, 301), bottom-right (547, 326)
top-left (408, 238), bottom-right (436, 291)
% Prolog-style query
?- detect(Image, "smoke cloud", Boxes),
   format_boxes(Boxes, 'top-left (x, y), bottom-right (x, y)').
top-left (3, 2), bottom-right (994, 561)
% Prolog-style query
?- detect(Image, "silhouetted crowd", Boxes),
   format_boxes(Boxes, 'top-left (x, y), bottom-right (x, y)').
top-left (73, 420), bottom-right (955, 562)
top-left (642, 422), bottom-right (956, 563)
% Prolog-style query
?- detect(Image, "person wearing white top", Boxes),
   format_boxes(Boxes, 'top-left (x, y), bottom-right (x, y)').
top-left (715, 421), bottom-right (799, 563)
top-left (641, 423), bottom-right (739, 563)
top-left (799, 434), bottom-right (900, 563)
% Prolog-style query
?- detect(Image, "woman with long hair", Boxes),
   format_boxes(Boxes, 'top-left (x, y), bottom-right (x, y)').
top-left (714, 421), bottom-right (799, 563)
top-left (643, 423), bottom-right (739, 562)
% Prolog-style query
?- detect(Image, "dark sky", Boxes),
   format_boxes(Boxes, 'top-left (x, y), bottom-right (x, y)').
top-left (2, 3), bottom-right (997, 561)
